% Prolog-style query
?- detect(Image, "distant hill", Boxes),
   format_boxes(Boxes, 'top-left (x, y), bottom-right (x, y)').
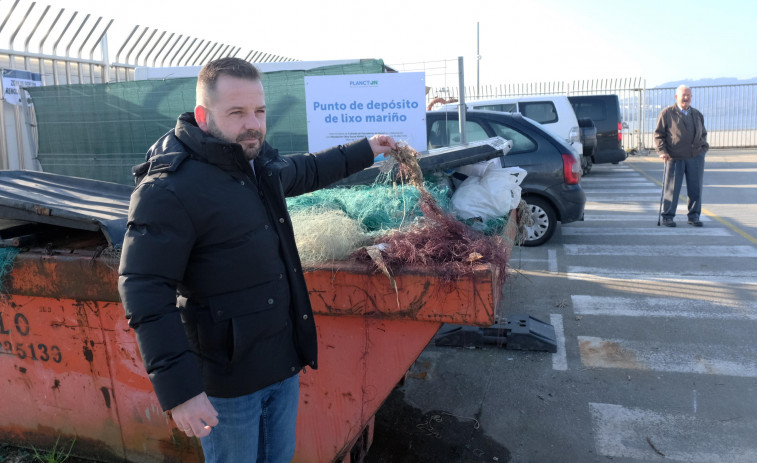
top-left (656, 77), bottom-right (757, 88)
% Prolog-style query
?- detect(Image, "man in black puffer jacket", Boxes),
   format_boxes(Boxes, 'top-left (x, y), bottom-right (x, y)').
top-left (118, 57), bottom-right (396, 462)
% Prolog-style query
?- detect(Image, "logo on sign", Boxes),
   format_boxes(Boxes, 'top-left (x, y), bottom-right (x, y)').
top-left (349, 80), bottom-right (379, 88)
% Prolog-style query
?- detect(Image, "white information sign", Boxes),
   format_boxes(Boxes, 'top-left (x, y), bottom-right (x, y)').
top-left (2, 69), bottom-right (42, 105)
top-left (304, 72), bottom-right (426, 153)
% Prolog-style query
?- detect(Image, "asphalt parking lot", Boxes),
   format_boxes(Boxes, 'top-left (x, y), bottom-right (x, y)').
top-left (368, 148), bottom-right (757, 463)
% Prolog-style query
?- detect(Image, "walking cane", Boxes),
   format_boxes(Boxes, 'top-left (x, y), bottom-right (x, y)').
top-left (657, 159), bottom-right (667, 226)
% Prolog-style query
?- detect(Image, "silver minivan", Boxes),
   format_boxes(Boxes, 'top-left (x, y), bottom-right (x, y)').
top-left (441, 95), bottom-right (583, 157)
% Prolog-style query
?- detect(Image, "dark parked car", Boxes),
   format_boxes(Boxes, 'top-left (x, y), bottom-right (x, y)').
top-left (427, 110), bottom-right (585, 246)
top-left (568, 94), bottom-right (627, 165)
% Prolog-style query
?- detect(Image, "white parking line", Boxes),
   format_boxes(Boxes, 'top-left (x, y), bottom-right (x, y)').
top-left (564, 244), bottom-right (757, 257)
top-left (566, 267), bottom-right (757, 285)
top-left (547, 248), bottom-right (557, 273)
top-left (586, 195), bottom-right (661, 202)
top-left (584, 174), bottom-right (637, 178)
top-left (572, 295), bottom-right (757, 320)
top-left (592, 172), bottom-right (635, 175)
top-left (584, 188), bottom-right (662, 193)
top-left (550, 314), bottom-right (567, 371)
top-left (581, 179), bottom-right (651, 183)
top-left (589, 402), bottom-right (757, 462)
top-left (582, 179), bottom-right (644, 184)
top-left (561, 227), bottom-right (729, 236)
top-left (579, 336), bottom-right (757, 377)
top-left (567, 266), bottom-right (755, 279)
top-left (583, 203), bottom-right (660, 212)
top-left (580, 213), bottom-right (711, 221)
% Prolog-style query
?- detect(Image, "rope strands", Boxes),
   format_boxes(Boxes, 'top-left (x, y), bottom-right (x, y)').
top-left (290, 208), bottom-right (370, 265)
top-left (352, 189), bottom-right (511, 288)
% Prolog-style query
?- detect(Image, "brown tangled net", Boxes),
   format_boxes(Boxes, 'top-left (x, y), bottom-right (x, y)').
top-left (353, 142), bottom-right (510, 288)
top-left (389, 141), bottom-right (424, 188)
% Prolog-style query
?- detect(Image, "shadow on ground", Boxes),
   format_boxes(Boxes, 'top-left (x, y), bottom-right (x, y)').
top-left (366, 389), bottom-right (511, 463)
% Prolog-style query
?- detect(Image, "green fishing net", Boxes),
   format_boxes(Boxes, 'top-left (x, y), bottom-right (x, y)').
top-left (286, 175), bottom-right (512, 268)
top-left (287, 180), bottom-right (509, 236)
top-left (287, 181), bottom-right (452, 234)
top-left (0, 247), bottom-right (20, 293)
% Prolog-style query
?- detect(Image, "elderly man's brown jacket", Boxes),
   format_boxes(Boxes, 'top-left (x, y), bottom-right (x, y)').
top-left (654, 104), bottom-right (709, 159)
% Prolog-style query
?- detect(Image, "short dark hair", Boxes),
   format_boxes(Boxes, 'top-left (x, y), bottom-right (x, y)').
top-left (196, 57), bottom-right (261, 105)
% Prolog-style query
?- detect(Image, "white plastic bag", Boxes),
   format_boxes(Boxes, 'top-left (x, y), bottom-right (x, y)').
top-left (455, 158), bottom-right (500, 178)
top-left (450, 165), bottom-right (527, 220)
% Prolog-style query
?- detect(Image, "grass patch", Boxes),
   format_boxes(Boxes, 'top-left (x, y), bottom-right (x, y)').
top-left (31, 436), bottom-right (75, 463)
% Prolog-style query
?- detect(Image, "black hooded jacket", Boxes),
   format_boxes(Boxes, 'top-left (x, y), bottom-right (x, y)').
top-left (118, 112), bottom-right (374, 410)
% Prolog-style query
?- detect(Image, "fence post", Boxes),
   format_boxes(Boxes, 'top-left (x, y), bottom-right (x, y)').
top-left (458, 56), bottom-right (467, 144)
top-left (640, 80), bottom-right (647, 152)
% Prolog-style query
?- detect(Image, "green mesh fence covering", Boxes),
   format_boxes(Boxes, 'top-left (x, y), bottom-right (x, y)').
top-left (28, 59), bottom-right (387, 185)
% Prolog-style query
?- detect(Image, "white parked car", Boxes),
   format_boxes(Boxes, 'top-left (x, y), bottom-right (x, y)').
top-left (440, 95), bottom-right (583, 160)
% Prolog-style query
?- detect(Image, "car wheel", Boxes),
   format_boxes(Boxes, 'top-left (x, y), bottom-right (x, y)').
top-left (577, 118), bottom-right (597, 149)
top-left (522, 197), bottom-right (557, 247)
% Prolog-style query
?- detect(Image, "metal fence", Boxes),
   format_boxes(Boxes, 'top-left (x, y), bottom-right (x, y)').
top-left (0, 0), bottom-right (296, 171)
top-left (418, 72), bottom-right (757, 152)
top-left (0, 0), bottom-right (296, 85)
top-left (1, 3), bottom-right (754, 173)
top-left (642, 84), bottom-right (757, 150)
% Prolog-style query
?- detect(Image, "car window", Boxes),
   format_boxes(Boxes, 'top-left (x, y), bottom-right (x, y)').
top-left (488, 121), bottom-right (537, 154)
top-left (428, 120), bottom-right (448, 148)
top-left (452, 121), bottom-right (489, 144)
top-left (428, 119), bottom-right (489, 148)
top-left (519, 102), bottom-right (558, 124)
top-left (572, 102), bottom-right (606, 121)
top-left (471, 103), bottom-right (517, 112)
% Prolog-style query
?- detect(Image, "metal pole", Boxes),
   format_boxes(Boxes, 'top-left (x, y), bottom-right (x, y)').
top-left (476, 22), bottom-right (480, 99)
top-left (457, 56), bottom-right (466, 144)
top-left (640, 79), bottom-right (646, 152)
top-left (20, 89), bottom-right (40, 171)
top-left (0, 102), bottom-right (8, 170)
top-left (13, 105), bottom-right (25, 169)
top-left (101, 34), bottom-right (110, 83)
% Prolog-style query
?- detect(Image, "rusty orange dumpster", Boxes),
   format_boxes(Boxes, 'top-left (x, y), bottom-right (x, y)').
top-left (0, 171), bottom-right (515, 462)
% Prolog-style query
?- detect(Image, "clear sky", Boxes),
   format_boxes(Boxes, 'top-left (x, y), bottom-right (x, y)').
top-left (10, 0), bottom-right (757, 88)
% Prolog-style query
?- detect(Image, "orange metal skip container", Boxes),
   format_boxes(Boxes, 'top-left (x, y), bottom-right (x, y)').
top-left (0, 216), bottom-right (514, 462)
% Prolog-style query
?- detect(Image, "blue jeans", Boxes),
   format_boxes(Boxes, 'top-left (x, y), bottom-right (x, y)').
top-left (201, 374), bottom-right (299, 463)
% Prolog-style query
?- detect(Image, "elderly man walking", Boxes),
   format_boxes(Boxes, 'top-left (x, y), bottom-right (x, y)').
top-left (654, 84), bottom-right (709, 227)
